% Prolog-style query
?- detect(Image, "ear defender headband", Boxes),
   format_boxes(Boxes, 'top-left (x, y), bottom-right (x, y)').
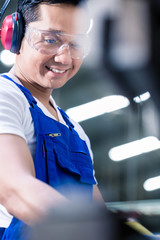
top-left (0, 0), bottom-right (24, 54)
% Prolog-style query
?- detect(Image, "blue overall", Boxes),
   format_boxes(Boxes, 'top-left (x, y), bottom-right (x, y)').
top-left (0, 75), bottom-right (96, 240)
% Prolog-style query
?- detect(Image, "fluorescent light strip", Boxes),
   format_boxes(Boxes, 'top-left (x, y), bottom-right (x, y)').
top-left (66, 95), bottom-right (130, 122)
top-left (133, 91), bottom-right (151, 103)
top-left (109, 136), bottom-right (160, 161)
top-left (143, 176), bottom-right (160, 192)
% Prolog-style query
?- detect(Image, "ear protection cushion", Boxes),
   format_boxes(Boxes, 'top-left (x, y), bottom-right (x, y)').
top-left (1, 12), bottom-right (24, 54)
top-left (11, 12), bottom-right (24, 53)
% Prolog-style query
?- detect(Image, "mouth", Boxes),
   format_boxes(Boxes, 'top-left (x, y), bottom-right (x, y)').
top-left (46, 66), bottom-right (67, 74)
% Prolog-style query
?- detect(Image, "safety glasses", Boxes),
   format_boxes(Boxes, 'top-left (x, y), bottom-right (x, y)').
top-left (25, 26), bottom-right (90, 59)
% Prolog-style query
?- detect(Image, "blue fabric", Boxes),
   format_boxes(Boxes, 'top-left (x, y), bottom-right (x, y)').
top-left (1, 219), bottom-right (30, 240)
top-left (1, 75), bottom-right (96, 240)
top-left (0, 229), bottom-right (5, 239)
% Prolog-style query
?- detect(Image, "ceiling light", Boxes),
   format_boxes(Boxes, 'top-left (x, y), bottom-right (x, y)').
top-left (133, 91), bottom-right (151, 103)
top-left (109, 136), bottom-right (160, 161)
top-left (66, 95), bottom-right (130, 122)
top-left (143, 176), bottom-right (160, 192)
top-left (0, 50), bottom-right (16, 66)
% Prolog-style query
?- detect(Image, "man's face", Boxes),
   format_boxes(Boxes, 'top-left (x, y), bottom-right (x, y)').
top-left (16, 3), bottom-right (89, 91)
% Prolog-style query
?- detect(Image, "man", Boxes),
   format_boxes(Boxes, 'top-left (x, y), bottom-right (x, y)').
top-left (0, 0), bottom-right (104, 239)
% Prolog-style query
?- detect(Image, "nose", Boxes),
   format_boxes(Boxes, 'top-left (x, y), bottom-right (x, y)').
top-left (54, 44), bottom-right (72, 65)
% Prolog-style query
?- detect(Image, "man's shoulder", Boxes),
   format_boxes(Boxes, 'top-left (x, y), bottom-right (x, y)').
top-left (0, 73), bottom-right (26, 99)
top-left (0, 73), bottom-right (21, 89)
top-left (0, 73), bottom-right (30, 114)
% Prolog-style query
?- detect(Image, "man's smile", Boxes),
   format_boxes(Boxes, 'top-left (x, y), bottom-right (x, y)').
top-left (46, 66), bottom-right (68, 74)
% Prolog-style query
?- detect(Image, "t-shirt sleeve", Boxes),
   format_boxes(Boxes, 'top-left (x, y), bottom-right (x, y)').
top-left (0, 79), bottom-right (27, 140)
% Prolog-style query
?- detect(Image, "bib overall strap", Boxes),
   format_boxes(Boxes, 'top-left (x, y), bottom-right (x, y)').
top-left (58, 107), bottom-right (75, 129)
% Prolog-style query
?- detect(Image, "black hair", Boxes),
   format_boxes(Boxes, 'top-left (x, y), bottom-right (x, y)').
top-left (17, 0), bottom-right (88, 25)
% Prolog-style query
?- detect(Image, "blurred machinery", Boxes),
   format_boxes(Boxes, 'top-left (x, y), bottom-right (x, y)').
top-left (30, 202), bottom-right (157, 240)
top-left (102, 0), bottom-right (160, 112)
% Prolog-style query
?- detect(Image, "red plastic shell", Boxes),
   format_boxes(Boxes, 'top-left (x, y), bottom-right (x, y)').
top-left (0, 15), bottom-right (13, 51)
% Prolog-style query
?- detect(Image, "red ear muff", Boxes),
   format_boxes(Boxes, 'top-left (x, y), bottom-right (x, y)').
top-left (0, 12), bottom-right (24, 54)
top-left (1, 14), bottom-right (13, 51)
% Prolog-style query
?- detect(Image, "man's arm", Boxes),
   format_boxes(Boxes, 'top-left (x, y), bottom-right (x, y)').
top-left (93, 185), bottom-right (106, 206)
top-left (0, 134), bottom-right (68, 226)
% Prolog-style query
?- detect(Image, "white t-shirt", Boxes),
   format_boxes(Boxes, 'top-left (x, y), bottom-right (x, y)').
top-left (0, 72), bottom-right (94, 228)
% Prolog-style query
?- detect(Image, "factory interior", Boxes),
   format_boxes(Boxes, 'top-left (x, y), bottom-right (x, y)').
top-left (0, 0), bottom-right (160, 237)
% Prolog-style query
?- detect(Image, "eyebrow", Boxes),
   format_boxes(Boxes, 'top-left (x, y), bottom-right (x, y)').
top-left (42, 28), bottom-right (65, 34)
top-left (27, 26), bottom-right (88, 38)
top-left (42, 29), bottom-right (88, 38)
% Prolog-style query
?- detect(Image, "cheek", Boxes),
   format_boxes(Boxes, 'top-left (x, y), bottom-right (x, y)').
top-left (73, 60), bottom-right (83, 73)
top-left (20, 41), bottom-right (48, 72)
top-left (68, 61), bottom-right (82, 80)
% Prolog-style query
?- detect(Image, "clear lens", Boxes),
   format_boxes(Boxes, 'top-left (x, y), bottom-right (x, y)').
top-left (25, 26), bottom-right (90, 59)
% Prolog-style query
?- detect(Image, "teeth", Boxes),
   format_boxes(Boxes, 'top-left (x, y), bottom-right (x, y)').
top-left (48, 67), bottom-right (66, 73)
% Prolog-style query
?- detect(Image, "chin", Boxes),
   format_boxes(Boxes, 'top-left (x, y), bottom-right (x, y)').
top-left (49, 81), bottom-right (67, 90)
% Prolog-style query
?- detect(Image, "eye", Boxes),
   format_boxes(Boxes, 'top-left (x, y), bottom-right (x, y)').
top-left (70, 41), bottom-right (82, 50)
top-left (45, 39), bottom-right (59, 44)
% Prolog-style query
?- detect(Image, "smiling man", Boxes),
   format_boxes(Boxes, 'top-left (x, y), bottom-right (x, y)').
top-left (0, 1), bottom-right (104, 239)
